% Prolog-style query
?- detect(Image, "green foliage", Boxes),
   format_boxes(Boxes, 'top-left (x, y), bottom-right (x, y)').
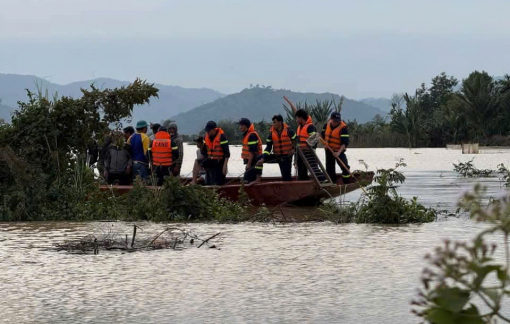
top-left (498, 163), bottom-right (510, 187)
top-left (390, 93), bottom-right (423, 148)
top-left (413, 184), bottom-right (510, 323)
top-left (2, 78), bottom-right (158, 180)
top-left (107, 177), bottom-right (246, 222)
top-left (453, 158), bottom-right (494, 177)
top-left (351, 71), bottom-right (510, 147)
top-left (320, 159), bottom-right (437, 224)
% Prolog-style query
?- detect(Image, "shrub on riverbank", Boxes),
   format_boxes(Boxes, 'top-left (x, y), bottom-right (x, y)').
top-left (320, 159), bottom-right (437, 224)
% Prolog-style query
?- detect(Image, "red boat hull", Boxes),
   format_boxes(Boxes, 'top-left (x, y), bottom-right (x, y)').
top-left (99, 172), bottom-right (373, 206)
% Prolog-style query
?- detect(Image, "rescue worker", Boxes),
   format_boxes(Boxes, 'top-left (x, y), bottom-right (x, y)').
top-left (148, 125), bottom-right (179, 186)
top-left (321, 112), bottom-right (350, 183)
top-left (256, 114), bottom-right (296, 181)
top-left (295, 109), bottom-right (317, 180)
top-left (168, 123), bottom-right (183, 177)
top-left (239, 118), bottom-right (263, 184)
top-left (127, 120), bottom-right (150, 181)
top-left (202, 121), bottom-right (230, 185)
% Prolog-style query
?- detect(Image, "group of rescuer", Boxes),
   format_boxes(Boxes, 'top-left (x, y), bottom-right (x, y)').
top-left (190, 109), bottom-right (351, 186)
top-left (94, 107), bottom-right (351, 186)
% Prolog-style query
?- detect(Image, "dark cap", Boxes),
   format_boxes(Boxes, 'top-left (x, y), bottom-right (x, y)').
top-left (238, 118), bottom-right (251, 127)
top-left (158, 125), bottom-right (168, 132)
top-left (204, 121), bottom-right (217, 131)
top-left (194, 136), bottom-right (204, 143)
top-left (331, 112), bottom-right (341, 122)
top-left (151, 123), bottom-right (161, 132)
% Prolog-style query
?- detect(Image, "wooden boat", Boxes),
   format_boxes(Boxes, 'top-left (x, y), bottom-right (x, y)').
top-left (99, 171), bottom-right (374, 206)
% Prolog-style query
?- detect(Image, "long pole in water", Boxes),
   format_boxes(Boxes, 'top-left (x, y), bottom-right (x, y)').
top-left (319, 137), bottom-right (368, 195)
top-left (283, 96), bottom-right (299, 176)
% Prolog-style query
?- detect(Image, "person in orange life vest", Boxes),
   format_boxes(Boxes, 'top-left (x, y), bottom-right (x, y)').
top-left (127, 120), bottom-right (150, 181)
top-left (256, 114), bottom-right (296, 181)
top-left (295, 109), bottom-right (318, 181)
top-left (148, 125), bottom-right (179, 186)
top-left (238, 118), bottom-right (263, 184)
top-left (321, 111), bottom-right (350, 183)
top-left (202, 121), bottom-right (230, 185)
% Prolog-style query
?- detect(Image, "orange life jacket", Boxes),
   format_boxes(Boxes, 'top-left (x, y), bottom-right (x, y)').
top-left (151, 131), bottom-right (173, 166)
top-left (242, 124), bottom-right (262, 160)
top-left (297, 116), bottom-right (314, 149)
top-left (325, 120), bottom-right (347, 151)
top-left (270, 124), bottom-right (293, 155)
top-left (204, 128), bottom-right (226, 160)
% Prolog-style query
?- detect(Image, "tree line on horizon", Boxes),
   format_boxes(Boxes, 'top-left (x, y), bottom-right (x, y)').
top-left (196, 71), bottom-right (510, 148)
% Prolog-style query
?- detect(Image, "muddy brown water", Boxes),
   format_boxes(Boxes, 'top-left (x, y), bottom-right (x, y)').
top-left (1, 147), bottom-right (510, 323)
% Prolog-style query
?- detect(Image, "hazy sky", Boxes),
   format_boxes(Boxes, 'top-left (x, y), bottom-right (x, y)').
top-left (1, 0), bottom-right (509, 98)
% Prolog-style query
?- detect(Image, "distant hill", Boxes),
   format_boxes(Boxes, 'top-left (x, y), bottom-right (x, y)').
top-left (0, 74), bottom-right (223, 122)
top-left (172, 87), bottom-right (386, 134)
top-left (359, 97), bottom-right (392, 113)
top-left (0, 102), bottom-right (13, 121)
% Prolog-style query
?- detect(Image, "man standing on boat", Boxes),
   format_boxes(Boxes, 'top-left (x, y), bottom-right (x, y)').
top-left (127, 120), bottom-right (150, 181)
top-left (321, 111), bottom-right (350, 183)
top-left (202, 121), bottom-right (230, 185)
top-left (148, 125), bottom-right (179, 186)
top-left (238, 118), bottom-right (263, 184)
top-left (295, 109), bottom-right (317, 180)
top-left (256, 114), bottom-right (296, 181)
top-left (168, 123), bottom-right (183, 177)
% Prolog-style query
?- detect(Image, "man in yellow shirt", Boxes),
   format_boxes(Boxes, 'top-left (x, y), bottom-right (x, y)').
top-left (127, 120), bottom-right (150, 181)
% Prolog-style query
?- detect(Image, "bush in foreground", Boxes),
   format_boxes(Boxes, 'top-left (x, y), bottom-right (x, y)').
top-left (412, 184), bottom-right (510, 323)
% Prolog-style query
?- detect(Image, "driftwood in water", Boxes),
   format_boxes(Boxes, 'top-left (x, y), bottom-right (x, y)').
top-left (54, 224), bottom-right (222, 254)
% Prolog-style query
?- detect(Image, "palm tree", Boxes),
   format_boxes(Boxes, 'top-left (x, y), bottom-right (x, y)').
top-left (453, 71), bottom-right (501, 141)
top-left (390, 93), bottom-right (422, 148)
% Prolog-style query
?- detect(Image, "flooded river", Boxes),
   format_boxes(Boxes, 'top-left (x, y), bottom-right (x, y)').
top-left (1, 147), bottom-right (510, 323)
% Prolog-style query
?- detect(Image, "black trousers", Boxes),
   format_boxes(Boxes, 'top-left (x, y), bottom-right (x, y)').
top-left (244, 156), bottom-right (263, 183)
top-left (296, 154), bottom-right (309, 181)
top-left (203, 159), bottom-right (226, 185)
top-left (154, 165), bottom-right (171, 186)
top-left (325, 150), bottom-right (350, 183)
top-left (265, 154), bottom-right (293, 181)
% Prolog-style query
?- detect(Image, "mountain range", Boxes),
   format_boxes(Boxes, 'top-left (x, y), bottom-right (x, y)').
top-left (172, 87), bottom-right (386, 134)
top-left (0, 73), bottom-right (388, 134)
top-left (0, 74), bottom-right (223, 123)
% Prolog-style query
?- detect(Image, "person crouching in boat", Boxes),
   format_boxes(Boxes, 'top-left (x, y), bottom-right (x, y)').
top-left (191, 136), bottom-right (207, 185)
top-left (321, 111), bottom-right (351, 184)
top-left (148, 125), bottom-right (179, 186)
top-left (295, 109), bottom-right (318, 180)
top-left (239, 118), bottom-right (263, 184)
top-left (202, 121), bottom-right (230, 185)
top-left (127, 120), bottom-right (150, 181)
top-left (256, 114), bottom-right (296, 181)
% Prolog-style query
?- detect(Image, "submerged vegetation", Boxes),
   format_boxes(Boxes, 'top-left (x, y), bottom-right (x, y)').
top-left (453, 158), bottom-right (494, 178)
top-left (320, 159), bottom-right (438, 224)
top-left (413, 184), bottom-right (510, 323)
